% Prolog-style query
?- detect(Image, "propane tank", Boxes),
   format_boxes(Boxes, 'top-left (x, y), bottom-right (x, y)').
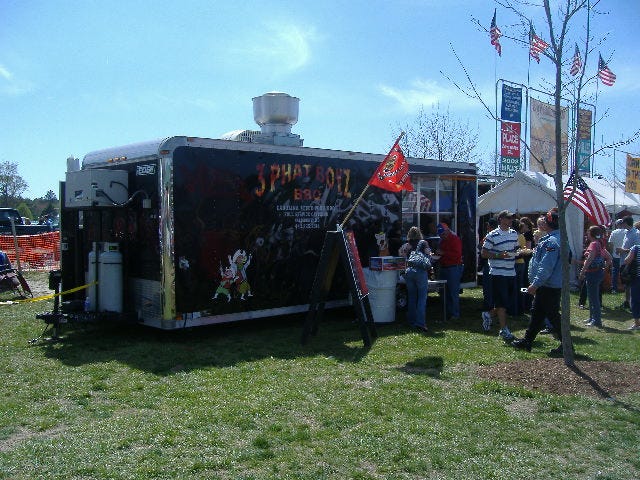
top-left (86, 244), bottom-right (97, 312)
top-left (98, 242), bottom-right (123, 313)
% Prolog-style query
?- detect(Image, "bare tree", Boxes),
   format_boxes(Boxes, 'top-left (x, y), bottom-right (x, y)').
top-left (454, 0), bottom-right (640, 365)
top-left (0, 161), bottom-right (28, 207)
top-left (395, 104), bottom-right (484, 166)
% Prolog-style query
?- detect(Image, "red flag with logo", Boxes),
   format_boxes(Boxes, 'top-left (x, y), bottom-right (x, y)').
top-left (368, 140), bottom-right (414, 192)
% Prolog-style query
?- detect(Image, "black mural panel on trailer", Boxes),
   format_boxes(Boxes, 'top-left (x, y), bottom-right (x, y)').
top-left (172, 146), bottom-right (402, 315)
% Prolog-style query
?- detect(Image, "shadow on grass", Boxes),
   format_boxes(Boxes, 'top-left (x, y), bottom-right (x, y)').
top-left (399, 356), bottom-right (444, 378)
top-left (568, 364), bottom-right (640, 413)
top-left (35, 307), bottom-right (415, 373)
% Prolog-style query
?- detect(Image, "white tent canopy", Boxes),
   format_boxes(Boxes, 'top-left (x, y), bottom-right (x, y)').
top-left (479, 170), bottom-right (640, 218)
top-left (477, 170), bottom-right (640, 284)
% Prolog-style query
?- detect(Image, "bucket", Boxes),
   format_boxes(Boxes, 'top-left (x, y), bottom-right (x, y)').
top-left (364, 268), bottom-right (398, 323)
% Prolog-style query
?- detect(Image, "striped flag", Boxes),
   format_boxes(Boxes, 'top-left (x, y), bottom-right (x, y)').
top-left (570, 44), bottom-right (582, 76)
top-left (563, 170), bottom-right (611, 226)
top-left (490, 9), bottom-right (502, 56)
top-left (529, 25), bottom-right (549, 63)
top-left (598, 54), bottom-right (616, 86)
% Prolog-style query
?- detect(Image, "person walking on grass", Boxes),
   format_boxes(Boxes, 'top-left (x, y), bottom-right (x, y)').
top-left (481, 210), bottom-right (519, 342)
top-left (622, 244), bottom-right (640, 331)
top-left (512, 209), bottom-right (565, 355)
top-left (579, 225), bottom-right (611, 328)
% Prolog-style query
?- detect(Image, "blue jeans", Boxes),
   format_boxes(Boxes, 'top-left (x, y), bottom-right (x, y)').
top-left (439, 264), bottom-right (462, 318)
top-left (404, 268), bottom-right (428, 328)
top-left (630, 277), bottom-right (640, 318)
top-left (611, 257), bottom-right (621, 292)
top-left (585, 269), bottom-right (604, 325)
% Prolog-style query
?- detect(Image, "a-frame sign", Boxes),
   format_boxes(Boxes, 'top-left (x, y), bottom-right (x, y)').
top-left (302, 227), bottom-right (377, 347)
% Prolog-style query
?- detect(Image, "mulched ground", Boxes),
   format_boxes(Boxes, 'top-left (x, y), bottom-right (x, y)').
top-left (477, 358), bottom-right (640, 398)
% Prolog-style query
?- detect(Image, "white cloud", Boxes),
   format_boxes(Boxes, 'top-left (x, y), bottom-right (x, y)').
top-left (230, 21), bottom-right (318, 74)
top-left (378, 78), bottom-right (484, 113)
top-left (0, 64), bottom-right (12, 80)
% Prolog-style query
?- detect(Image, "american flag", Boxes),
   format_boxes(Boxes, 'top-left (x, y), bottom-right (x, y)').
top-left (490, 9), bottom-right (502, 56)
top-left (598, 54), bottom-right (616, 86)
top-left (563, 170), bottom-right (611, 226)
top-left (529, 25), bottom-right (549, 63)
top-left (570, 44), bottom-right (582, 76)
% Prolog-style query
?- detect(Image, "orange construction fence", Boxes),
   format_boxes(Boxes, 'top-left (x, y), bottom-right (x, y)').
top-left (0, 231), bottom-right (60, 271)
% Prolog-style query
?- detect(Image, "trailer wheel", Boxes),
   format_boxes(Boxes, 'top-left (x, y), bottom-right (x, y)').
top-left (395, 284), bottom-right (407, 310)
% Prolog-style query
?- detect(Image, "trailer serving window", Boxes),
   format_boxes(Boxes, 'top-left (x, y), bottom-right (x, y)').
top-left (401, 176), bottom-right (456, 236)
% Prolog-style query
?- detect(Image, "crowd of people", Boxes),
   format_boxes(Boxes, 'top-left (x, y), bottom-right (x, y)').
top-left (396, 209), bottom-right (640, 352)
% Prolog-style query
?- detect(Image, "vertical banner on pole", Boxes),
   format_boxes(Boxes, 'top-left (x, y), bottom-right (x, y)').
top-left (626, 154), bottom-right (640, 194)
top-left (577, 108), bottom-right (593, 175)
top-left (500, 84), bottom-right (523, 176)
top-left (530, 98), bottom-right (569, 174)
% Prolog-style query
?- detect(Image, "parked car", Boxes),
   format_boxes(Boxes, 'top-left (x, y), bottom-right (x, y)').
top-left (0, 208), bottom-right (53, 235)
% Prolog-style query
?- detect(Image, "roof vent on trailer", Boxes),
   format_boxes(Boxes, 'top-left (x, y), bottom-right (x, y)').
top-left (221, 92), bottom-right (303, 147)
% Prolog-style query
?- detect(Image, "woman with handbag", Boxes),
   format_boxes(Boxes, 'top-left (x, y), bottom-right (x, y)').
top-left (401, 226), bottom-right (431, 333)
top-left (622, 244), bottom-right (640, 330)
top-left (578, 226), bottom-right (612, 328)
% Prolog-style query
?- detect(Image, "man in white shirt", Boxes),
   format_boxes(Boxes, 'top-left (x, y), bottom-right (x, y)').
top-left (619, 216), bottom-right (640, 308)
top-left (608, 219), bottom-right (626, 293)
top-left (481, 210), bottom-right (519, 342)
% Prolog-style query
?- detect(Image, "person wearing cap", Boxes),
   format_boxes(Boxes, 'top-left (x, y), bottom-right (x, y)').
top-left (435, 222), bottom-right (463, 321)
top-left (481, 209), bottom-right (519, 342)
top-left (513, 209), bottom-right (565, 355)
top-left (608, 219), bottom-right (626, 294)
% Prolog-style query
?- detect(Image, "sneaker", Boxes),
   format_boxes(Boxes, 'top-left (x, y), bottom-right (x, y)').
top-left (585, 321), bottom-right (603, 328)
top-left (512, 338), bottom-right (532, 352)
top-left (499, 327), bottom-right (515, 342)
top-left (481, 311), bottom-right (492, 331)
top-left (539, 328), bottom-right (552, 335)
top-left (627, 324), bottom-right (640, 330)
top-left (578, 304), bottom-right (586, 310)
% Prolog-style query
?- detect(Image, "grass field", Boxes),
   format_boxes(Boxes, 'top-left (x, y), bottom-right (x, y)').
top-left (1, 271), bottom-right (638, 479)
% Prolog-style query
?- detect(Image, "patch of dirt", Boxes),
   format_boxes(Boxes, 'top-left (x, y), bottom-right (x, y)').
top-left (477, 359), bottom-right (640, 398)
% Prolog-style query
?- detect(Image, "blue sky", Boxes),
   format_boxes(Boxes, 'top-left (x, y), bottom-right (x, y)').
top-left (1, 0), bottom-right (638, 198)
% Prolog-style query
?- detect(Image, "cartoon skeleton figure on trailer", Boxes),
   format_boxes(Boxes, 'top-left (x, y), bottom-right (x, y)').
top-left (230, 249), bottom-right (253, 300)
top-left (375, 231), bottom-right (390, 256)
top-left (212, 264), bottom-right (237, 302)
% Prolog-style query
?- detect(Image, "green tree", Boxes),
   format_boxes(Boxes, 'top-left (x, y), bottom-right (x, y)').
top-left (0, 161), bottom-right (28, 207)
top-left (16, 202), bottom-right (33, 221)
top-left (43, 190), bottom-right (57, 202)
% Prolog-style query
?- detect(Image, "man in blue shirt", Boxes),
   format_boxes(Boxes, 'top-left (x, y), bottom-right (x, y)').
top-left (513, 209), bottom-right (564, 354)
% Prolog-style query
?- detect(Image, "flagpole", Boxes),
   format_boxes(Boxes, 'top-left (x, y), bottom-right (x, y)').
top-left (339, 131), bottom-right (405, 229)
top-left (525, 38), bottom-right (531, 171)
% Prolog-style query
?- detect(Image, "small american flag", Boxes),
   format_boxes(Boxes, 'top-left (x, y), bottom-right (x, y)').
top-left (598, 54), bottom-right (616, 86)
top-left (570, 44), bottom-right (582, 76)
top-left (563, 170), bottom-right (611, 226)
top-left (490, 9), bottom-right (502, 56)
top-left (529, 25), bottom-right (549, 63)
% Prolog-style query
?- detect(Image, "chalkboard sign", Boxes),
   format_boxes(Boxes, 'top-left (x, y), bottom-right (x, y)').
top-left (302, 228), bottom-right (376, 347)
